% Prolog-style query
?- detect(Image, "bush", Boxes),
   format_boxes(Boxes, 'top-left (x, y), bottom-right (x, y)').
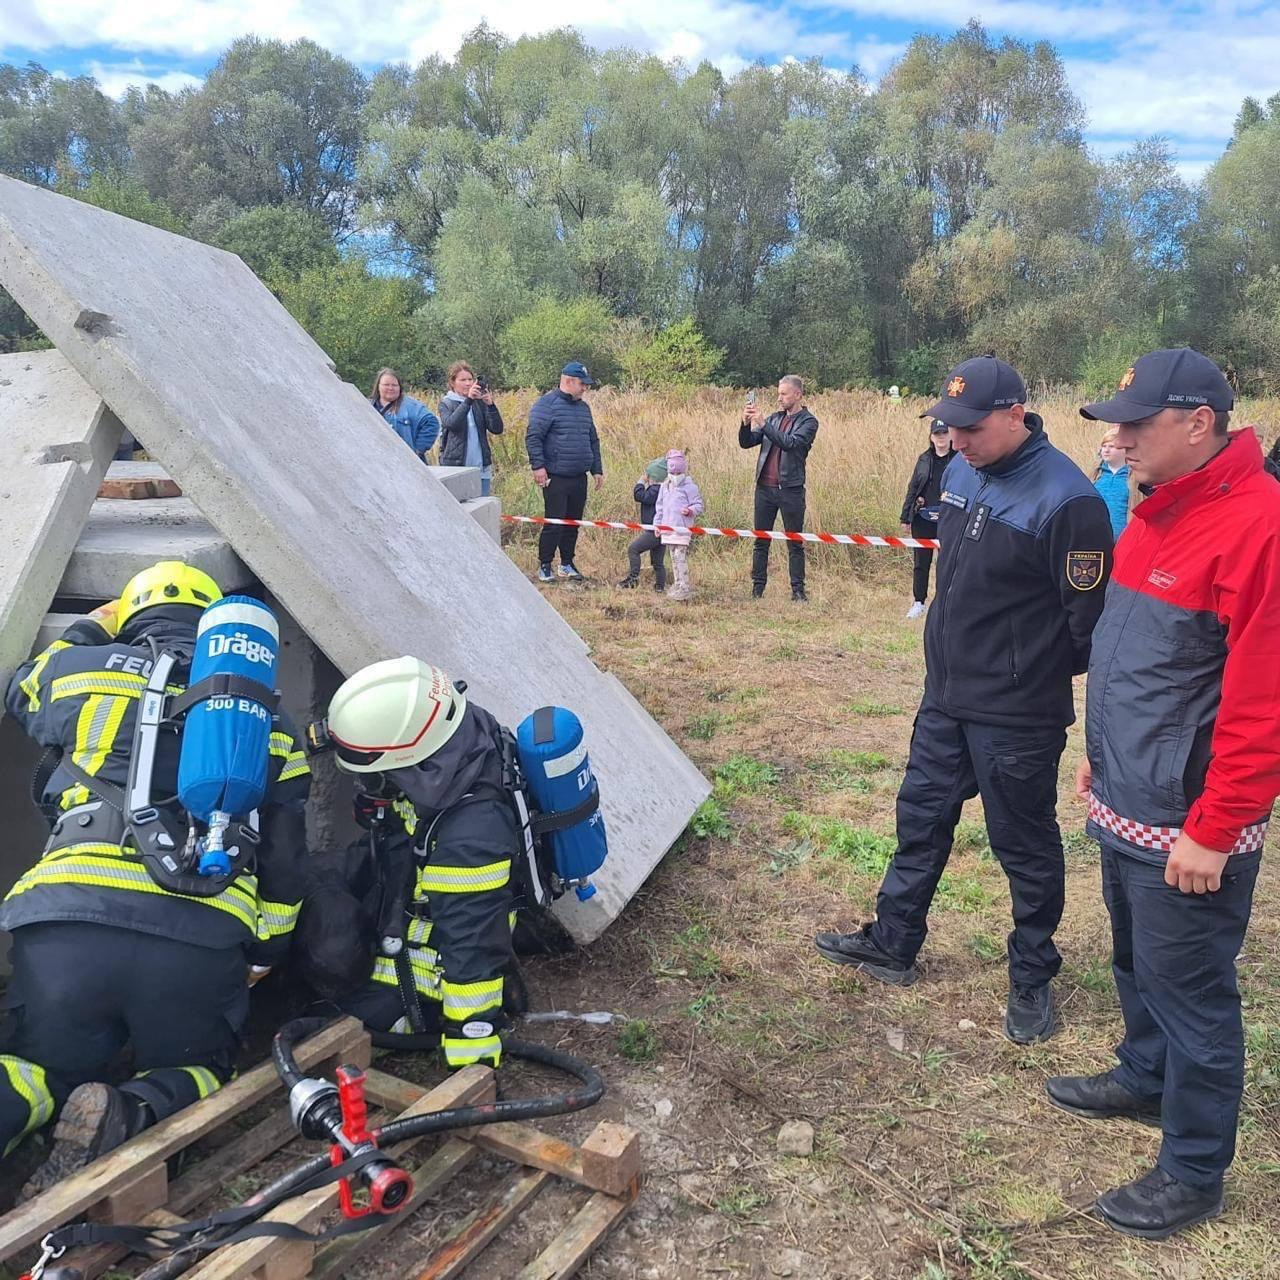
top-left (214, 206), bottom-right (339, 283)
top-left (500, 295), bottom-right (621, 388)
top-left (1076, 319), bottom-right (1166, 397)
top-left (621, 317), bottom-right (725, 389)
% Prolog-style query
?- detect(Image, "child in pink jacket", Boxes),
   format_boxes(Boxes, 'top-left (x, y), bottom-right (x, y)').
top-left (654, 449), bottom-right (704, 602)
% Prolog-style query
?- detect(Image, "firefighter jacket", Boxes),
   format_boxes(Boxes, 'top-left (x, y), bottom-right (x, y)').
top-left (923, 415), bottom-right (1115, 728)
top-left (1086, 430), bottom-right (1280, 860)
top-left (1, 609), bottom-right (311, 962)
top-left (369, 703), bottom-right (518, 1070)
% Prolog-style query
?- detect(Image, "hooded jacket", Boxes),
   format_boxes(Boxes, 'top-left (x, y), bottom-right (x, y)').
top-left (3, 608), bottom-right (310, 960)
top-left (437, 392), bottom-right (504, 468)
top-left (923, 414), bottom-right (1114, 728)
top-left (653, 474), bottom-right (705, 546)
top-left (1086, 430), bottom-right (1280, 859)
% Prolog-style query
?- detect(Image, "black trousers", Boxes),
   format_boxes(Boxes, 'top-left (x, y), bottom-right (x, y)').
top-left (627, 531), bottom-right (667, 586)
top-left (870, 698), bottom-right (1067, 985)
top-left (910, 518), bottom-right (937, 603)
top-left (1101, 842), bottom-right (1260, 1187)
top-left (538, 474), bottom-right (589, 566)
top-left (0, 922), bottom-right (246, 1154)
top-left (752, 485), bottom-right (806, 592)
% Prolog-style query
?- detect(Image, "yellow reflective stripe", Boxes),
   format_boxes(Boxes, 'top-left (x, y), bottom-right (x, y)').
top-left (256, 897), bottom-right (301, 940)
top-left (393, 797), bottom-right (417, 836)
top-left (8, 853), bottom-right (258, 930)
top-left (60, 692), bottom-right (130, 809)
top-left (180, 1066), bottom-right (222, 1099)
top-left (418, 860), bottom-right (510, 894)
top-left (442, 1035), bottom-right (502, 1067)
top-left (406, 916), bottom-right (433, 947)
top-left (50, 671), bottom-right (146, 700)
top-left (371, 951), bottom-right (443, 997)
top-left (268, 732), bottom-right (295, 758)
top-left (442, 978), bottom-right (503, 1019)
top-left (0, 1055), bottom-right (55, 1154)
top-left (19, 640), bottom-right (71, 711)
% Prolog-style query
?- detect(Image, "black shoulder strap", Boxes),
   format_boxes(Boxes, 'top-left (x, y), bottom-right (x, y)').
top-left (169, 674), bottom-right (280, 719)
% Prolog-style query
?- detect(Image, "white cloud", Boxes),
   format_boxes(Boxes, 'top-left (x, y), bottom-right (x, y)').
top-left (84, 59), bottom-right (203, 97)
top-left (852, 35), bottom-right (906, 80)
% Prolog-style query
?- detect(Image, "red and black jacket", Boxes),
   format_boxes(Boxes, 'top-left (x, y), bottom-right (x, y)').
top-left (1086, 430), bottom-right (1280, 858)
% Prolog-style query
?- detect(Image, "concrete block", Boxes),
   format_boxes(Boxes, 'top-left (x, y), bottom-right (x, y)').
top-left (0, 349), bottom-right (121, 722)
top-left (425, 465), bottom-right (482, 501)
top-left (60, 497), bottom-right (252, 601)
top-left (461, 495), bottom-right (501, 544)
top-left (0, 175), bottom-right (709, 942)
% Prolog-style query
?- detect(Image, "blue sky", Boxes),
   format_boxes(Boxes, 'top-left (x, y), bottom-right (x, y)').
top-left (5, 1), bottom-right (1279, 183)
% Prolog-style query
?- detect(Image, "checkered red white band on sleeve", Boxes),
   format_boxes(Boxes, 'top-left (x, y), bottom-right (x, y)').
top-left (1088, 794), bottom-right (1267, 856)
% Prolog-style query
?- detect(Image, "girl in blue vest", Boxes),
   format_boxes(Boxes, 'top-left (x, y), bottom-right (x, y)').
top-left (1092, 428), bottom-right (1133, 539)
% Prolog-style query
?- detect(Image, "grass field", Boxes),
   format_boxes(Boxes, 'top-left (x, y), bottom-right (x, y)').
top-left (477, 388), bottom-right (1280, 1279)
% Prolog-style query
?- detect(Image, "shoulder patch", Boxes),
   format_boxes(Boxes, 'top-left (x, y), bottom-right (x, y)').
top-left (940, 490), bottom-right (968, 510)
top-left (1066, 551), bottom-right (1105, 591)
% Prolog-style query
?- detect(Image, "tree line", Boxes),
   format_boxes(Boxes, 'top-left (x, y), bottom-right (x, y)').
top-left (3, 22), bottom-right (1279, 394)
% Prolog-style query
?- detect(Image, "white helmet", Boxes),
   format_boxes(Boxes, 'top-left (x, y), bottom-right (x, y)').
top-left (327, 657), bottom-right (467, 773)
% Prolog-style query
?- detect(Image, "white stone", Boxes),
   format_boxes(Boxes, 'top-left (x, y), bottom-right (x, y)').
top-left (0, 175), bottom-right (710, 941)
top-left (958, 1018), bottom-right (977, 1031)
top-left (654, 1098), bottom-right (674, 1122)
top-left (886, 1028), bottom-right (907, 1053)
top-left (776, 1120), bottom-right (815, 1157)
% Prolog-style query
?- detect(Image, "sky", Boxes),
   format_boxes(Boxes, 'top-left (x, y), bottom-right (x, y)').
top-left (4, 0), bottom-right (1280, 184)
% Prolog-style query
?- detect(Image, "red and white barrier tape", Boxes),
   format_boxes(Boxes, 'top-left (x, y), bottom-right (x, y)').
top-left (500, 514), bottom-right (941, 549)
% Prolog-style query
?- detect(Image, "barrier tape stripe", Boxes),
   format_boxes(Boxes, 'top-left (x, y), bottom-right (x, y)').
top-left (500, 514), bottom-right (941, 549)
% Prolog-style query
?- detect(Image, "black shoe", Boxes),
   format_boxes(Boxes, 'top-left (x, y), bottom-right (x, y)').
top-left (653, 581), bottom-right (666, 593)
top-left (19, 1083), bottom-right (149, 1203)
top-left (814, 924), bottom-right (917, 986)
top-left (792, 587), bottom-right (808, 602)
top-left (537, 563), bottom-right (555, 583)
top-left (1095, 1167), bottom-right (1223, 1239)
top-left (751, 584), bottom-right (765, 599)
top-left (1045, 1069), bottom-right (1162, 1126)
top-left (617, 575), bottom-right (638, 588)
top-left (1004, 982), bottom-right (1056, 1043)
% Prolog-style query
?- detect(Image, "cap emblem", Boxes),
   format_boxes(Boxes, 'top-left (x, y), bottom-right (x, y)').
top-left (947, 376), bottom-right (966, 397)
top-left (1119, 367), bottom-right (1136, 391)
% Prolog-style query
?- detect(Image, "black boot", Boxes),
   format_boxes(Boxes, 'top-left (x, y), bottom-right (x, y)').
top-left (1045, 1069), bottom-right (1162, 1125)
top-left (751, 583), bottom-right (765, 599)
top-left (617, 574), bottom-right (639, 588)
top-left (814, 924), bottom-right (917, 986)
top-left (1095, 1166), bottom-right (1224, 1239)
top-left (792, 587), bottom-right (808, 602)
top-left (1005, 982), bottom-right (1056, 1043)
top-left (20, 1083), bottom-right (152, 1202)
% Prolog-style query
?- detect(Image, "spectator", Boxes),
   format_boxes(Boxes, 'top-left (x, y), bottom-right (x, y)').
top-left (1048, 349), bottom-right (1280, 1240)
top-left (655, 449), bottom-right (704, 602)
top-left (739, 376), bottom-right (820, 602)
top-left (438, 362), bottom-right (504, 496)
top-left (900, 419), bottom-right (954, 618)
top-left (527, 361), bottom-right (604, 583)
top-left (371, 367), bottom-right (439, 460)
top-left (618, 457), bottom-right (668, 591)
top-left (1091, 427), bottom-right (1134, 538)
top-left (1267, 432), bottom-right (1280, 480)
top-left (814, 355), bottom-right (1114, 1045)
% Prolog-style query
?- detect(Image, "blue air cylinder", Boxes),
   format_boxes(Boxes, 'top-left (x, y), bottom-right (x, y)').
top-left (178, 596), bottom-right (279, 877)
top-left (515, 706), bottom-right (608, 901)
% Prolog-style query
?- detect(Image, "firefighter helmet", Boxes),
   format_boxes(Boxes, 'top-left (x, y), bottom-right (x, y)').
top-left (327, 657), bottom-right (467, 773)
top-left (117, 561), bottom-right (222, 628)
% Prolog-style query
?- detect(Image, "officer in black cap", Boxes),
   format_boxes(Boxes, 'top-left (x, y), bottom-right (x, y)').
top-left (816, 355), bottom-right (1115, 1043)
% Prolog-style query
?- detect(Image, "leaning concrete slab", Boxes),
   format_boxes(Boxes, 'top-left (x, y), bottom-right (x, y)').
top-left (0, 176), bottom-right (709, 941)
top-left (0, 350), bottom-right (121, 721)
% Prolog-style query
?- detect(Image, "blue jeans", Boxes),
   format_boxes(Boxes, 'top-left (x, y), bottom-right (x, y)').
top-left (481, 467), bottom-right (492, 497)
top-left (1101, 842), bottom-right (1260, 1187)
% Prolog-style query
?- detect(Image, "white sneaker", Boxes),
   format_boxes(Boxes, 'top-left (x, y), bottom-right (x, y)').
top-left (905, 601), bottom-right (926, 619)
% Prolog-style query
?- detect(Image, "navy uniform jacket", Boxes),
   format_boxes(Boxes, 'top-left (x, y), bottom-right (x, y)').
top-left (923, 415), bottom-right (1114, 728)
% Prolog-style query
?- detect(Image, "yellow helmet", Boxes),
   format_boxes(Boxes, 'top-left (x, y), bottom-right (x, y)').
top-left (117, 561), bottom-right (222, 628)
top-left (327, 657), bottom-right (467, 773)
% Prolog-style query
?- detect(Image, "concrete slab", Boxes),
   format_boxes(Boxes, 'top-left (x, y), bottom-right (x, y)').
top-left (0, 175), bottom-right (709, 942)
top-left (0, 349), bottom-right (121, 721)
top-left (425, 465), bottom-right (482, 501)
top-left (60, 496), bottom-right (253, 601)
top-left (461, 495), bottom-right (501, 544)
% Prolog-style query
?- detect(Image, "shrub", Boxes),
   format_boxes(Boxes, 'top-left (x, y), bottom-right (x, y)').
top-left (621, 317), bottom-right (725, 389)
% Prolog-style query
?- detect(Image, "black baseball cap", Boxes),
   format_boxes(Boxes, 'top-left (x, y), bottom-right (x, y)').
top-left (1080, 348), bottom-right (1233, 423)
top-left (561, 361), bottom-right (595, 385)
top-left (928, 419), bottom-right (949, 434)
top-left (922, 355), bottom-right (1026, 428)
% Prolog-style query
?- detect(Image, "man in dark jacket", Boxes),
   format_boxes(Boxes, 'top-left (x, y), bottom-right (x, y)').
top-left (1046, 350), bottom-right (1280, 1239)
top-left (618, 457), bottom-right (667, 590)
top-left (0, 561), bottom-right (310, 1193)
top-left (527, 361), bottom-right (604, 583)
top-left (815, 356), bottom-right (1114, 1044)
top-left (739, 375), bottom-right (819, 601)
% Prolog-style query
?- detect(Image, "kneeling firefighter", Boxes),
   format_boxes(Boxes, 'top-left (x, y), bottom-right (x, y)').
top-left (297, 657), bottom-right (606, 1071)
top-left (0, 562), bottom-right (310, 1192)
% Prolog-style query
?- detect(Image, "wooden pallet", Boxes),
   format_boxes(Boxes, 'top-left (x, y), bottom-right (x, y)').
top-left (0, 1018), bottom-right (640, 1280)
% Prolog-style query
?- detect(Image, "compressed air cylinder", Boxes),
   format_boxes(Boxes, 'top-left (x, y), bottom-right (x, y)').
top-left (178, 596), bottom-right (279, 873)
top-left (515, 706), bottom-right (608, 901)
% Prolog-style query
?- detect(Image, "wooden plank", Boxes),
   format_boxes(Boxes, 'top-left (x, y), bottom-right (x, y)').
top-left (471, 1124), bottom-right (587, 1187)
top-left (578, 1124), bottom-right (641, 1199)
top-left (513, 1191), bottom-right (633, 1280)
top-left (309, 1140), bottom-right (476, 1280)
top-left (187, 1065), bottom-right (496, 1280)
top-left (0, 1018), bottom-right (369, 1259)
top-left (89, 1161), bottom-right (168, 1224)
top-left (414, 1167), bottom-right (551, 1280)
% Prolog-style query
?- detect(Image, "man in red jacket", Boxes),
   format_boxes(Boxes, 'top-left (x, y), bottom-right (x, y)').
top-left (1048, 348), bottom-right (1280, 1239)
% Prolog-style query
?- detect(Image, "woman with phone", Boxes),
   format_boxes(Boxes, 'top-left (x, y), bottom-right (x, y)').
top-left (439, 362), bottom-right (504, 496)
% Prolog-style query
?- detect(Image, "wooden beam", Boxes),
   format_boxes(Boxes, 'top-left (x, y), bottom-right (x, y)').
top-left (513, 1191), bottom-right (633, 1280)
top-left (578, 1124), bottom-right (641, 1199)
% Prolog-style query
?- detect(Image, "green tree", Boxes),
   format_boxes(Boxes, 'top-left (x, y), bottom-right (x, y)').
top-left (213, 206), bottom-right (339, 282)
top-left (61, 172), bottom-right (187, 233)
top-left (621, 317), bottom-right (725, 388)
top-left (500, 295), bottom-right (620, 388)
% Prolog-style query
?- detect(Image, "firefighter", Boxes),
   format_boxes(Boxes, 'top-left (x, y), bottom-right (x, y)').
top-left (296, 657), bottom-right (518, 1070)
top-left (0, 562), bottom-right (310, 1193)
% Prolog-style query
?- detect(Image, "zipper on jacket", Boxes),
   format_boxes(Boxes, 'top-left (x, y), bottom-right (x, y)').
top-left (938, 477), bottom-right (988, 706)
top-left (1009, 618), bottom-right (1020, 687)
